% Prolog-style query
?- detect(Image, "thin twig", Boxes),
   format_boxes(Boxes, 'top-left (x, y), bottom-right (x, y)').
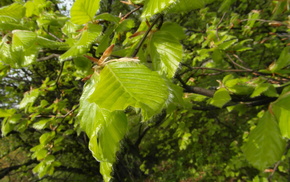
top-left (121, 6), bottom-right (141, 21)
top-left (191, 67), bottom-right (253, 73)
top-left (226, 54), bottom-right (253, 71)
top-left (56, 62), bottom-right (64, 94)
top-left (131, 14), bottom-right (163, 57)
top-left (37, 54), bottom-right (60, 62)
top-left (43, 26), bottom-right (64, 42)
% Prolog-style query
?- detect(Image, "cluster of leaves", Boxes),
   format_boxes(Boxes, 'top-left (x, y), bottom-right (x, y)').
top-left (0, 0), bottom-right (290, 181)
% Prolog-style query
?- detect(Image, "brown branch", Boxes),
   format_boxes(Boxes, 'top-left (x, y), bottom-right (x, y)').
top-left (135, 110), bottom-right (166, 147)
top-left (37, 54), bottom-right (60, 62)
top-left (121, 6), bottom-right (141, 21)
top-left (191, 67), bottom-right (253, 73)
top-left (131, 14), bottom-right (163, 57)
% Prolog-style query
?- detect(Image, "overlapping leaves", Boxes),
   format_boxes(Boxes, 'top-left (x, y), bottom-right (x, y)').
top-left (89, 60), bottom-right (169, 120)
top-left (78, 59), bottom-right (170, 181)
top-left (59, 23), bottom-right (102, 61)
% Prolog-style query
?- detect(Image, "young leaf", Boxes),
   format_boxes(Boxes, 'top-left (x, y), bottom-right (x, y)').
top-left (269, 47), bottom-right (290, 73)
top-left (160, 22), bottom-right (186, 40)
top-left (141, 0), bottom-right (174, 19)
top-left (0, 3), bottom-right (25, 22)
top-left (100, 162), bottom-right (113, 182)
top-left (88, 109), bottom-right (128, 163)
top-left (19, 89), bottom-right (40, 109)
top-left (89, 60), bottom-right (169, 120)
top-left (59, 23), bottom-right (102, 61)
top-left (242, 111), bottom-right (286, 171)
top-left (12, 30), bottom-right (37, 51)
top-left (149, 31), bottom-right (183, 78)
top-left (210, 88), bottom-right (231, 108)
top-left (70, 0), bottom-right (101, 25)
top-left (78, 74), bottom-right (127, 181)
top-left (168, 0), bottom-right (214, 13)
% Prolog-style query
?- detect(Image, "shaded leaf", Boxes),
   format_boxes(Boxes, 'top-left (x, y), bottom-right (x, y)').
top-left (160, 22), bottom-right (186, 40)
top-left (210, 88), bottom-right (231, 108)
top-left (242, 111), bottom-right (286, 170)
top-left (269, 47), bottom-right (290, 73)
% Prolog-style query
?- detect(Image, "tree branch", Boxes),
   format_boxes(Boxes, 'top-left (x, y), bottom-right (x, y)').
top-left (131, 14), bottom-right (163, 57)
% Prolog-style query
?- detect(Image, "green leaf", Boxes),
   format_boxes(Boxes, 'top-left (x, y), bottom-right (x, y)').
top-left (39, 131), bottom-right (56, 144)
top-left (19, 89), bottom-right (40, 109)
top-left (24, 0), bottom-right (47, 17)
top-left (100, 162), bottom-right (113, 182)
top-left (250, 83), bottom-right (271, 98)
top-left (70, 0), bottom-right (101, 25)
top-left (37, 36), bottom-right (68, 49)
top-left (78, 74), bottom-right (127, 181)
top-left (0, 3), bottom-right (25, 22)
top-left (95, 13), bottom-right (120, 24)
top-left (218, 0), bottom-right (237, 12)
top-left (160, 22), bottom-right (186, 40)
top-left (0, 22), bottom-right (27, 31)
top-left (242, 111), bottom-right (286, 170)
top-left (0, 109), bottom-right (15, 117)
top-left (12, 30), bottom-right (37, 51)
top-left (33, 119), bottom-right (50, 130)
top-left (115, 19), bottom-right (135, 33)
top-left (78, 73), bottom-right (99, 137)
top-left (269, 47), bottom-right (290, 73)
top-left (168, 0), bottom-right (214, 13)
top-left (1, 38), bottom-right (38, 68)
top-left (1, 118), bottom-right (14, 136)
top-left (141, 0), bottom-right (174, 19)
top-left (271, 91), bottom-right (290, 138)
top-left (149, 31), bottom-right (183, 78)
top-left (88, 110), bottom-right (127, 162)
top-left (89, 60), bottom-right (169, 120)
top-left (210, 88), bottom-right (231, 108)
top-left (60, 23), bottom-right (102, 61)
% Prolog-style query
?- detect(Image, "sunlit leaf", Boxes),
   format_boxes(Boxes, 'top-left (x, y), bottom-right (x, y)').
top-left (78, 73), bottom-right (128, 181)
top-left (12, 30), bottom-right (37, 51)
top-left (0, 3), bottom-right (25, 22)
top-left (149, 31), bottom-right (182, 78)
top-left (242, 111), bottom-right (286, 170)
top-left (100, 162), bottom-right (113, 182)
top-left (89, 60), bottom-right (169, 120)
top-left (141, 0), bottom-right (174, 18)
top-left (19, 89), bottom-right (40, 109)
top-left (168, 0), bottom-right (214, 13)
top-left (70, 0), bottom-right (101, 25)
top-left (60, 23), bottom-right (102, 61)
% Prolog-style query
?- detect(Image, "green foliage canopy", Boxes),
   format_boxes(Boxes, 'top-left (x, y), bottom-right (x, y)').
top-left (0, 0), bottom-right (290, 181)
